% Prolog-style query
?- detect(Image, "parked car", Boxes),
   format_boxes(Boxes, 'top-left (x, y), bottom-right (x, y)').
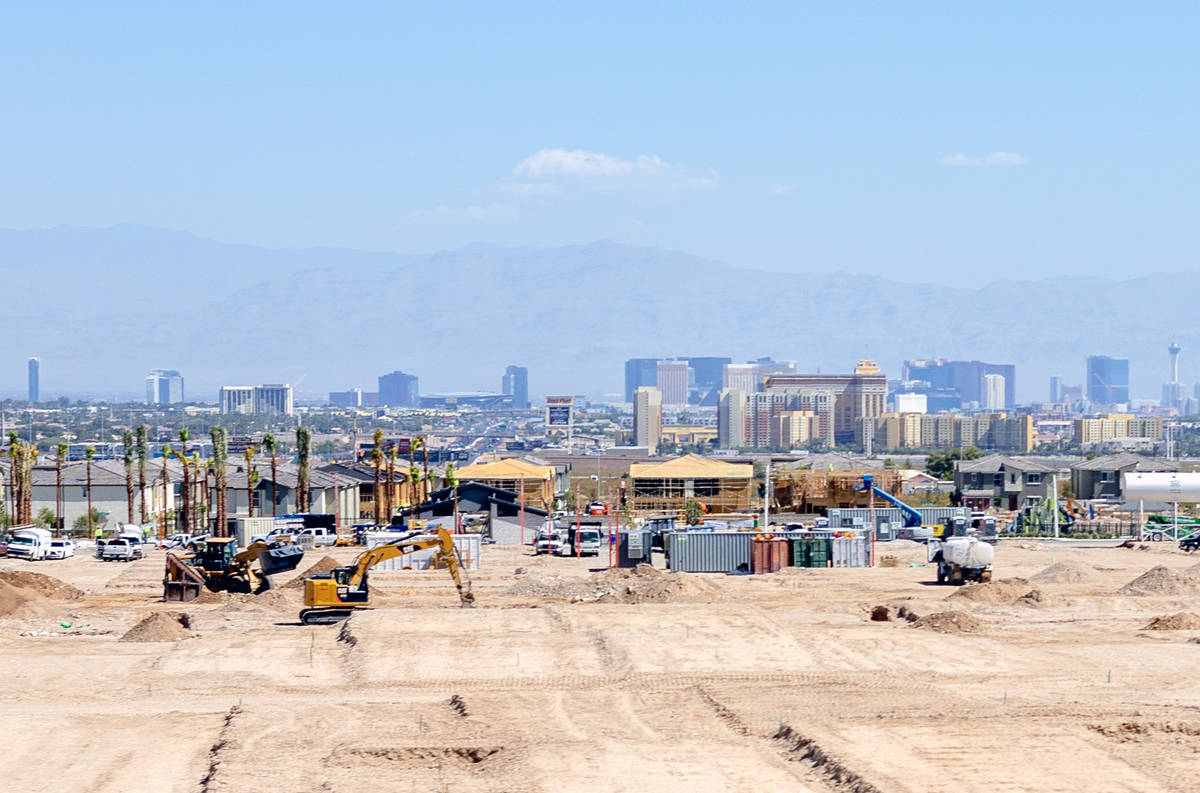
top-left (46, 539), bottom-right (75, 559)
top-left (100, 538), bottom-right (144, 562)
top-left (164, 533), bottom-right (194, 549)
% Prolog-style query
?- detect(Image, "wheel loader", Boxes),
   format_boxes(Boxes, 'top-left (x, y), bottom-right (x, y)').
top-left (163, 537), bottom-right (305, 601)
top-left (299, 528), bottom-right (474, 624)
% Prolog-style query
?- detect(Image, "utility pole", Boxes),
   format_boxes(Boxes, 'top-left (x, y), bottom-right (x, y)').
top-left (762, 460), bottom-right (771, 530)
top-left (1051, 473), bottom-right (1059, 538)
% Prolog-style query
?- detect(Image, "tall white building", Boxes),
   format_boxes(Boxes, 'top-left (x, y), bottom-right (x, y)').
top-left (982, 374), bottom-right (1006, 411)
top-left (254, 384), bottom-right (294, 416)
top-left (633, 386), bottom-right (663, 449)
top-left (146, 369), bottom-right (185, 404)
top-left (894, 393), bottom-right (928, 414)
top-left (718, 388), bottom-right (746, 449)
top-left (722, 363), bottom-right (758, 393)
top-left (219, 386), bottom-right (255, 414)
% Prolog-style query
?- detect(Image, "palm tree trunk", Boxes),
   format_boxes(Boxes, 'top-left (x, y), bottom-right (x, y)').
top-left (86, 457), bottom-right (93, 537)
top-left (161, 455), bottom-right (168, 538)
top-left (55, 459), bottom-right (62, 537)
top-left (422, 441), bottom-right (430, 502)
top-left (373, 458), bottom-right (381, 524)
top-left (270, 454), bottom-right (277, 516)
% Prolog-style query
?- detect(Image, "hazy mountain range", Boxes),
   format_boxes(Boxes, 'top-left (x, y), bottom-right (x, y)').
top-left (0, 224), bottom-right (1193, 404)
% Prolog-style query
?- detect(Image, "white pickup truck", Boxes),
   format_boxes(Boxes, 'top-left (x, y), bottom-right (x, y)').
top-left (100, 537), bottom-right (145, 562)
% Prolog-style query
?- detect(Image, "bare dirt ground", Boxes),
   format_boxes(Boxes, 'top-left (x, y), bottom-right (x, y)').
top-left (3, 539), bottom-right (1200, 792)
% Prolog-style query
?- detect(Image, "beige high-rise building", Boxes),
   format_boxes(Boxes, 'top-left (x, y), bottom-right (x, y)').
top-left (717, 388), bottom-right (746, 449)
top-left (656, 360), bottom-right (689, 406)
top-left (772, 410), bottom-right (820, 448)
top-left (633, 386), bottom-right (663, 449)
top-left (722, 363), bottom-right (758, 393)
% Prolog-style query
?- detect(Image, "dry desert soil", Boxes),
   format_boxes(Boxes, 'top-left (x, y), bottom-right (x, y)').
top-left (3, 539), bottom-right (1200, 792)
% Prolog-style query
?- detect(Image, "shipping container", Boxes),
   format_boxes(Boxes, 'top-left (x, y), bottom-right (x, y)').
top-left (790, 537), bottom-right (832, 568)
top-left (827, 507), bottom-right (903, 529)
top-left (751, 537), bottom-right (788, 573)
top-left (364, 532), bottom-right (482, 571)
top-left (231, 516), bottom-right (276, 547)
top-left (917, 507), bottom-right (969, 525)
top-left (617, 530), bottom-right (654, 568)
top-left (831, 536), bottom-right (870, 568)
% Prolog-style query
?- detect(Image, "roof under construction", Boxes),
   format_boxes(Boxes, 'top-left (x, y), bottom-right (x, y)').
top-left (629, 454), bottom-right (753, 480)
top-left (457, 457), bottom-right (555, 481)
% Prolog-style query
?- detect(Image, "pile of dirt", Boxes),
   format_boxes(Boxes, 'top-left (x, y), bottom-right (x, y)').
top-left (948, 578), bottom-right (1038, 605)
top-left (1116, 566), bottom-right (1200, 597)
top-left (283, 556), bottom-right (341, 589)
top-left (0, 571), bottom-right (85, 617)
top-left (1030, 560), bottom-right (1102, 585)
top-left (503, 564), bottom-right (716, 604)
top-left (878, 556), bottom-right (899, 568)
top-left (1143, 612), bottom-right (1200, 631)
top-left (912, 610), bottom-right (985, 634)
top-left (119, 612), bottom-right (194, 642)
top-left (192, 589), bottom-right (229, 604)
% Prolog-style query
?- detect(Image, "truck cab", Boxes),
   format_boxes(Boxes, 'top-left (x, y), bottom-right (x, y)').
top-left (563, 528), bottom-right (602, 556)
top-left (7, 528), bottom-right (52, 560)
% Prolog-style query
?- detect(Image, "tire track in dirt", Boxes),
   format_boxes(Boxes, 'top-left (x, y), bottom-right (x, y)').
top-left (199, 705), bottom-right (242, 792)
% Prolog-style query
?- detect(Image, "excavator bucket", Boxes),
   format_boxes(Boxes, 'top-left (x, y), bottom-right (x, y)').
top-left (259, 544), bottom-right (305, 576)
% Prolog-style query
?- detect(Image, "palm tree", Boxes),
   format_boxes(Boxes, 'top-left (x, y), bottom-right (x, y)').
top-left (176, 429), bottom-right (191, 535)
top-left (244, 445), bottom-right (257, 516)
top-left (421, 436), bottom-right (431, 502)
top-left (262, 433), bottom-right (278, 516)
top-left (296, 426), bottom-right (311, 512)
top-left (55, 442), bottom-right (66, 536)
top-left (408, 464), bottom-right (421, 509)
top-left (85, 446), bottom-right (95, 538)
top-left (210, 427), bottom-right (228, 536)
top-left (160, 443), bottom-right (171, 537)
top-left (385, 445), bottom-right (397, 520)
top-left (122, 430), bottom-right (135, 525)
top-left (444, 462), bottom-right (459, 533)
top-left (203, 457), bottom-right (215, 526)
top-left (371, 429), bottom-right (383, 524)
top-left (136, 425), bottom-right (149, 524)
top-left (22, 444), bottom-right (37, 525)
top-left (6, 431), bottom-right (18, 525)
top-left (190, 453), bottom-right (202, 532)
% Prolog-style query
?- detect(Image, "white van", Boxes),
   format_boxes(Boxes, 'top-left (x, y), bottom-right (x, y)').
top-left (7, 527), bottom-right (53, 560)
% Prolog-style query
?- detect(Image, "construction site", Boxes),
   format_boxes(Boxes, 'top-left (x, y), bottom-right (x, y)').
top-left (3, 534), bottom-right (1200, 792)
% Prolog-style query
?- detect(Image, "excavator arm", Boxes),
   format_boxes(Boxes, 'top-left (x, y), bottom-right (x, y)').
top-left (300, 528), bottom-right (473, 624)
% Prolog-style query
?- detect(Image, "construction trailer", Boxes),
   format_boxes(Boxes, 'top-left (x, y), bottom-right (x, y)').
top-left (628, 455), bottom-right (756, 516)
top-left (771, 468), bottom-right (903, 514)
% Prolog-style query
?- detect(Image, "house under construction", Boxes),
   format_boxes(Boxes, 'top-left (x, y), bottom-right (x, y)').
top-left (772, 468), bottom-right (903, 514)
top-left (628, 455), bottom-right (756, 515)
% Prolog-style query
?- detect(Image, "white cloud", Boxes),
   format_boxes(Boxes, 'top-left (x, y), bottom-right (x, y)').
top-left (508, 148), bottom-right (717, 194)
top-left (940, 151), bottom-right (1030, 167)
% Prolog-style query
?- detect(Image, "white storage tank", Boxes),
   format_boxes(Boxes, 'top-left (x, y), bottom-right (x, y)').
top-left (941, 536), bottom-right (994, 569)
top-left (1122, 472), bottom-right (1200, 503)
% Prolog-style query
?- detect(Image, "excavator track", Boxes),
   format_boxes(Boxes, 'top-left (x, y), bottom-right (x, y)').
top-left (300, 607), bottom-right (357, 625)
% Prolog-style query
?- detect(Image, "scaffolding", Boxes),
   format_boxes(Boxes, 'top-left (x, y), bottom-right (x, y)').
top-left (628, 455), bottom-right (756, 515)
top-left (773, 468), bottom-right (903, 514)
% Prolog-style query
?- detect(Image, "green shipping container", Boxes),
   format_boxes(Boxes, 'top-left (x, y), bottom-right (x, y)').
top-left (790, 538), bottom-right (832, 568)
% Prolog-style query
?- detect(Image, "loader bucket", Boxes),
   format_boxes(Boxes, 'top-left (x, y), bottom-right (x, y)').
top-left (260, 544), bottom-right (305, 576)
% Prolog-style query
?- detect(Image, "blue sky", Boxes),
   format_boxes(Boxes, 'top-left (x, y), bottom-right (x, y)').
top-left (1, 2), bottom-right (1196, 284)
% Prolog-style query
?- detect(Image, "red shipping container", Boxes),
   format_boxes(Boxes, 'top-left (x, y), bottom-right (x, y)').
top-left (751, 537), bottom-right (788, 574)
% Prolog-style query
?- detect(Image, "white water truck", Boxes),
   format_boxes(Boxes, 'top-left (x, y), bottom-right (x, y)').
top-left (928, 535), bottom-right (994, 584)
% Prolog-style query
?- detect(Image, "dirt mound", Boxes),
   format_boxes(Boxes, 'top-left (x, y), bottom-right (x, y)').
top-left (192, 589), bottom-right (229, 604)
top-left (913, 610), bottom-right (985, 634)
top-left (1143, 612), bottom-right (1200, 631)
top-left (0, 571), bottom-right (85, 618)
top-left (878, 556), bottom-right (899, 568)
top-left (503, 564), bottom-right (716, 604)
top-left (1030, 560), bottom-right (1102, 585)
top-left (948, 578), bottom-right (1037, 605)
top-left (0, 571), bottom-right (83, 600)
top-left (1117, 566), bottom-right (1200, 597)
top-left (283, 556), bottom-right (341, 589)
top-left (119, 612), bottom-right (194, 642)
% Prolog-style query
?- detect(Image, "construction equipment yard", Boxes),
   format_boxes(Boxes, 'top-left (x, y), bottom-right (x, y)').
top-left (3, 541), bottom-right (1200, 792)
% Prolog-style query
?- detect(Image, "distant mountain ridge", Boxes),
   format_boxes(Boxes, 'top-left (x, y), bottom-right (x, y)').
top-left (0, 224), bottom-right (1193, 403)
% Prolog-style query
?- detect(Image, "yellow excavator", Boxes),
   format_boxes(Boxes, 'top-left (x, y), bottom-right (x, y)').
top-left (299, 527), bottom-right (475, 624)
top-left (164, 538), bottom-right (305, 601)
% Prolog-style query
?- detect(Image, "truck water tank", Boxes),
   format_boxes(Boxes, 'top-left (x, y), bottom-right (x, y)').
top-left (1122, 472), bottom-right (1200, 503)
top-left (942, 537), bottom-right (994, 569)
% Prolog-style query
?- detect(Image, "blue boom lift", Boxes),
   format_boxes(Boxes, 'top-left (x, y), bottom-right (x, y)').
top-left (856, 474), bottom-right (922, 528)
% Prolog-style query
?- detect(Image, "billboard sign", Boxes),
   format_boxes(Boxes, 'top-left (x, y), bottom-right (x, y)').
top-left (546, 396), bottom-right (573, 427)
